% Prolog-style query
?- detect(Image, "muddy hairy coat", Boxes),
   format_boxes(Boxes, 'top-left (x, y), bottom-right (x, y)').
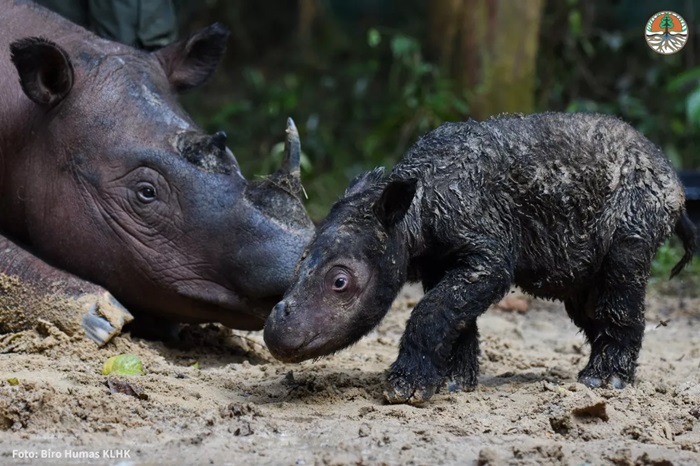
top-left (265, 112), bottom-right (696, 404)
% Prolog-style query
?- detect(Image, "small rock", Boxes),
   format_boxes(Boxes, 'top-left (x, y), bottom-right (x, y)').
top-left (358, 424), bottom-right (370, 438)
top-left (282, 370), bottom-right (296, 387)
top-left (689, 406), bottom-right (700, 419)
top-left (105, 377), bottom-right (148, 400)
top-left (233, 421), bottom-right (253, 437)
top-left (634, 452), bottom-right (673, 466)
top-left (477, 447), bottom-right (500, 465)
top-left (549, 414), bottom-right (573, 435)
top-left (606, 448), bottom-right (633, 466)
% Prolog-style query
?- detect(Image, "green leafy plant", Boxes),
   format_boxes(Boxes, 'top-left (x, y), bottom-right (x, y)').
top-left (649, 241), bottom-right (700, 296)
top-left (188, 27), bottom-right (467, 219)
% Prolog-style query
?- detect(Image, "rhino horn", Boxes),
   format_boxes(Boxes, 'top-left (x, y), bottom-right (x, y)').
top-left (212, 130), bottom-right (227, 151)
top-left (281, 117), bottom-right (301, 179)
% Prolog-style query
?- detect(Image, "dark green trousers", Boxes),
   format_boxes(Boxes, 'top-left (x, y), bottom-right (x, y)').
top-left (36, 0), bottom-right (177, 49)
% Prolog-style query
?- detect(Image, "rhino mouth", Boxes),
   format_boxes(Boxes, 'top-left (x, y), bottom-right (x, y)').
top-left (263, 321), bottom-right (330, 363)
top-left (172, 279), bottom-right (279, 323)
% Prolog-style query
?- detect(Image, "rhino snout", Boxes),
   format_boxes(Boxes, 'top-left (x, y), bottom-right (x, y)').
top-left (264, 300), bottom-right (313, 362)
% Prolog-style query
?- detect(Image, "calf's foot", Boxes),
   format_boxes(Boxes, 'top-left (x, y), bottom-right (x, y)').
top-left (578, 374), bottom-right (625, 389)
top-left (577, 336), bottom-right (639, 390)
top-left (384, 353), bottom-right (444, 405)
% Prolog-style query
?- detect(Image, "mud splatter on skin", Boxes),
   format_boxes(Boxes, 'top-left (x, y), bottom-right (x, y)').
top-left (0, 272), bottom-right (133, 353)
top-left (0, 273), bottom-right (83, 335)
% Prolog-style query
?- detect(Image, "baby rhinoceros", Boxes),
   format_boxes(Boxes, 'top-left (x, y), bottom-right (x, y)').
top-left (264, 112), bottom-right (696, 405)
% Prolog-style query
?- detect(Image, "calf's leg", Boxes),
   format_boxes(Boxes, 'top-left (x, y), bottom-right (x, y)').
top-left (445, 323), bottom-right (480, 392)
top-left (385, 253), bottom-right (512, 404)
top-left (572, 237), bottom-right (653, 388)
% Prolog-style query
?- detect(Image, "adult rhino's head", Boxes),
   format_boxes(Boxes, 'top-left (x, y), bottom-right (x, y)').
top-left (8, 25), bottom-right (314, 329)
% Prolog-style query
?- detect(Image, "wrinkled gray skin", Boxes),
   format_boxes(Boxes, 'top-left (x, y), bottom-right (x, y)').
top-left (0, 0), bottom-right (314, 342)
top-left (265, 112), bottom-right (695, 404)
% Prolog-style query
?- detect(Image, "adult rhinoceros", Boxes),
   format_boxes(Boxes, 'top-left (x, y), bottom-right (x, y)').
top-left (0, 0), bottom-right (314, 346)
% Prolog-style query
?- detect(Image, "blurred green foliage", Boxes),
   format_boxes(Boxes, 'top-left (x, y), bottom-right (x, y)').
top-left (538, 0), bottom-right (700, 170)
top-left (649, 241), bottom-right (700, 295)
top-left (184, 23), bottom-right (465, 218)
top-left (182, 0), bottom-right (699, 220)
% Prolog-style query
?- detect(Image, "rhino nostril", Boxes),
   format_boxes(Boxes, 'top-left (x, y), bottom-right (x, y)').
top-left (273, 301), bottom-right (289, 317)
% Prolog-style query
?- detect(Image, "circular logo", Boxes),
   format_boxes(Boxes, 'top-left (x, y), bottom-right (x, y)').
top-left (645, 11), bottom-right (688, 54)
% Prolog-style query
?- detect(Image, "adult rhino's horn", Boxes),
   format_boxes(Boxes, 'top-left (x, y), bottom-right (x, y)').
top-left (281, 117), bottom-right (301, 178)
top-left (212, 130), bottom-right (227, 151)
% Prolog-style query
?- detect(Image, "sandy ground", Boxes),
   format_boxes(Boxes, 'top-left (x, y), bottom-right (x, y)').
top-left (1, 284), bottom-right (699, 466)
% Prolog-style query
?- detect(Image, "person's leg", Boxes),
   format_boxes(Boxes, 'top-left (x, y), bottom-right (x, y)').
top-left (34, 0), bottom-right (90, 28)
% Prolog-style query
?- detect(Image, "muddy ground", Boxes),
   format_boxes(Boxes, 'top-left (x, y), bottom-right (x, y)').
top-left (1, 284), bottom-right (699, 465)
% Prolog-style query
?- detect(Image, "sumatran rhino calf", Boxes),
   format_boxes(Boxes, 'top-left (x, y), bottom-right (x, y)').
top-left (0, 0), bottom-right (314, 346)
top-left (264, 112), bottom-right (696, 404)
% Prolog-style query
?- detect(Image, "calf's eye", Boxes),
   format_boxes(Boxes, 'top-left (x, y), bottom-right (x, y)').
top-left (325, 266), bottom-right (354, 295)
top-left (333, 275), bottom-right (348, 292)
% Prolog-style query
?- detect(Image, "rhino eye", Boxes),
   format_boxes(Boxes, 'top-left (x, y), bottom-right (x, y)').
top-left (331, 272), bottom-right (349, 292)
top-left (325, 266), bottom-right (355, 295)
top-left (136, 182), bottom-right (157, 203)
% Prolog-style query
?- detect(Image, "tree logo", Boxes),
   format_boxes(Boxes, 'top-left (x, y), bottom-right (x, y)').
top-left (645, 11), bottom-right (688, 54)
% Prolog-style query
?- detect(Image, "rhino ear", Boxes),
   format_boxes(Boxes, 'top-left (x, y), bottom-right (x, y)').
top-left (155, 23), bottom-right (229, 93)
top-left (373, 178), bottom-right (417, 229)
top-left (345, 167), bottom-right (386, 198)
top-left (10, 37), bottom-right (74, 107)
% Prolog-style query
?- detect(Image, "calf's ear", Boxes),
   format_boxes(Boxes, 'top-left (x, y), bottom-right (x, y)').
top-left (10, 37), bottom-right (74, 107)
top-left (373, 179), bottom-right (417, 229)
top-left (155, 23), bottom-right (229, 93)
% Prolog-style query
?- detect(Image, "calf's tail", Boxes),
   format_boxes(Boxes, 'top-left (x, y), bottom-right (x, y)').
top-left (670, 211), bottom-right (697, 278)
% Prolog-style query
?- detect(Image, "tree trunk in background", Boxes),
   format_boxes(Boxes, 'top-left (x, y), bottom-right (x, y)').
top-left (430, 0), bottom-right (544, 120)
top-left (298, 0), bottom-right (318, 61)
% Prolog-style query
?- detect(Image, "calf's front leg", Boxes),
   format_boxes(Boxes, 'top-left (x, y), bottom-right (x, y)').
top-left (384, 254), bottom-right (513, 404)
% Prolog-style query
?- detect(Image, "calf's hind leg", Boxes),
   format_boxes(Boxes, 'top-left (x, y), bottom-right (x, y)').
top-left (573, 237), bottom-right (654, 389)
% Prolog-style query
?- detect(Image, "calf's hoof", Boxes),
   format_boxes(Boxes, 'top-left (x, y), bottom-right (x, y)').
top-left (383, 381), bottom-right (436, 405)
top-left (446, 379), bottom-right (477, 393)
top-left (80, 292), bottom-right (133, 346)
top-left (578, 374), bottom-right (626, 390)
top-left (384, 370), bottom-right (442, 405)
